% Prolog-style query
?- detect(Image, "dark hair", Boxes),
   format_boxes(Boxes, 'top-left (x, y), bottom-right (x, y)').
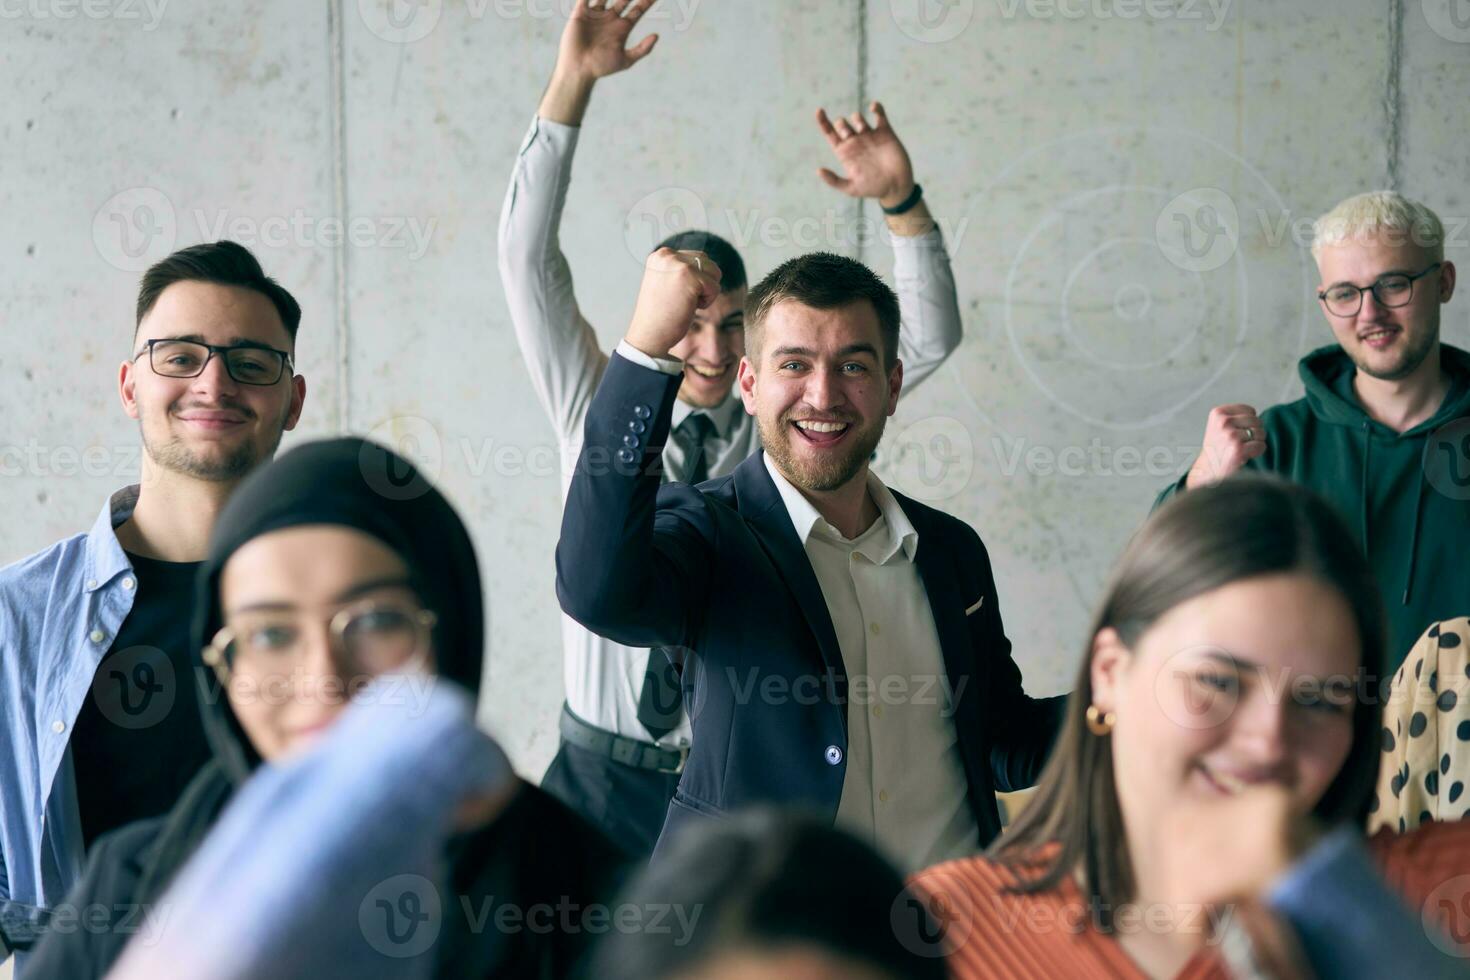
top-left (991, 475), bottom-right (1387, 930)
top-left (587, 808), bottom-right (947, 980)
top-left (134, 240), bottom-right (302, 342)
top-left (744, 251), bottom-right (901, 368)
top-left (655, 230), bottom-right (747, 292)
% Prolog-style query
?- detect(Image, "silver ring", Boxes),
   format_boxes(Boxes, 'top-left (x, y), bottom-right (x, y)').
top-left (1244, 427), bottom-right (1254, 442)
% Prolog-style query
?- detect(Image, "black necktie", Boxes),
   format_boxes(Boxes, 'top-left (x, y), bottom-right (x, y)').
top-left (675, 412), bottom-right (716, 485)
top-left (638, 413), bottom-right (716, 740)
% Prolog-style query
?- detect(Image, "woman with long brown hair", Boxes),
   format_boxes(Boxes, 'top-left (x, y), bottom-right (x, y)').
top-left (912, 475), bottom-right (1468, 978)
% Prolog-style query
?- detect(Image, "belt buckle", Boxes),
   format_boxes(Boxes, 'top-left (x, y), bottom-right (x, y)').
top-left (658, 743), bottom-right (689, 775)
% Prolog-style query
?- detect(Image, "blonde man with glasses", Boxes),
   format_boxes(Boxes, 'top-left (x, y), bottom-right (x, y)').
top-left (1157, 191), bottom-right (1468, 668)
top-left (0, 241), bottom-right (306, 972)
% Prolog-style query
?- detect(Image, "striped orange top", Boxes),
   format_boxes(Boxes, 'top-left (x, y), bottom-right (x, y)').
top-left (910, 821), bottom-right (1470, 979)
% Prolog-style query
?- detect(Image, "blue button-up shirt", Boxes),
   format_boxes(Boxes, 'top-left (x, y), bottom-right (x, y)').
top-left (0, 487), bottom-right (139, 968)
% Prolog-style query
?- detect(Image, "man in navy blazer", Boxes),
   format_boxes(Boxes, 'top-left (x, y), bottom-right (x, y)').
top-left (557, 246), bottom-right (1065, 868)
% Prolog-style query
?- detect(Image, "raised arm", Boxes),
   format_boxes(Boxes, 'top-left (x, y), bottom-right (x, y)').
top-left (556, 249), bottom-right (723, 649)
top-left (496, 0), bottom-right (661, 442)
top-left (815, 101), bottom-right (962, 394)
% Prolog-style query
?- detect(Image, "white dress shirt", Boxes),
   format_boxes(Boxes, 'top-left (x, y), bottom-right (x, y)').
top-left (763, 453), bottom-right (979, 874)
top-left (497, 113), bottom-right (965, 750)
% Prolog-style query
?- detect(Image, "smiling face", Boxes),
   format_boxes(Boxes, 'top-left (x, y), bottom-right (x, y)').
top-left (1315, 235), bottom-right (1455, 382)
top-left (670, 287), bottom-right (746, 408)
top-left (1091, 573), bottom-right (1360, 845)
top-left (122, 280), bottom-right (306, 482)
top-left (738, 298), bottom-right (902, 494)
top-left (218, 524), bottom-right (431, 761)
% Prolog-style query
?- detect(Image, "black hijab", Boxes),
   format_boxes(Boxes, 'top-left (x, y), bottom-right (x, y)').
top-left (135, 437), bottom-right (484, 904)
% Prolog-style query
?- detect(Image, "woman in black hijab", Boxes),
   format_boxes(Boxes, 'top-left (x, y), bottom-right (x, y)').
top-left (27, 438), bottom-right (625, 979)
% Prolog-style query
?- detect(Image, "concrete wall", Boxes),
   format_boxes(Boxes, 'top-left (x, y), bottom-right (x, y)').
top-left (2, 0), bottom-right (1467, 785)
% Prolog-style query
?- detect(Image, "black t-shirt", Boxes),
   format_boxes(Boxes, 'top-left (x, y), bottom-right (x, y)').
top-left (71, 553), bottom-right (213, 850)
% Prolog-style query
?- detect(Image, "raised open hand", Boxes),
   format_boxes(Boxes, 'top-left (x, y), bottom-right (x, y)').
top-left (815, 101), bottom-right (916, 209)
top-left (556, 0), bottom-right (659, 81)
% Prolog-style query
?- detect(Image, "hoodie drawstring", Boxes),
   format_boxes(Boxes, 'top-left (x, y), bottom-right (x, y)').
top-left (1360, 422), bottom-right (1371, 553)
top-left (1402, 456), bottom-right (1428, 606)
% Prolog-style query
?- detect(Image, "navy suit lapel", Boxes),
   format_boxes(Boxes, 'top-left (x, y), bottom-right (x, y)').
top-left (732, 453), bottom-right (848, 706)
top-left (899, 495), bottom-right (986, 780)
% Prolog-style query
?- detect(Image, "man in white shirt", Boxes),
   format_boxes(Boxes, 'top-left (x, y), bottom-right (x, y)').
top-left (499, 0), bottom-right (967, 855)
top-left (556, 247), bottom-right (1064, 869)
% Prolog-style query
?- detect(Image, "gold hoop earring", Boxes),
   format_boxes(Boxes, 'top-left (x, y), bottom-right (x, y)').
top-left (1085, 704), bottom-right (1115, 736)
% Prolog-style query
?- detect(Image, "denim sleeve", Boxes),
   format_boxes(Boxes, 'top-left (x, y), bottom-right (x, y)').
top-left (107, 674), bottom-right (514, 980)
top-left (1267, 827), bottom-right (1469, 979)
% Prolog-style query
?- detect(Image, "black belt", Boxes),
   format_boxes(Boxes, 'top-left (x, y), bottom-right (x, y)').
top-left (559, 704), bottom-right (688, 775)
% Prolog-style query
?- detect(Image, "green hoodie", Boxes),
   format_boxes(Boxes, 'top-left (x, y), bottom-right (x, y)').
top-left (1156, 343), bottom-right (1470, 669)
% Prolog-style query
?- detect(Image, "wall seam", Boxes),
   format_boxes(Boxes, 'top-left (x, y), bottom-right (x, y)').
top-left (856, 0), bottom-right (868, 264)
top-left (1385, 0), bottom-right (1403, 191)
top-left (328, 0), bottom-right (351, 432)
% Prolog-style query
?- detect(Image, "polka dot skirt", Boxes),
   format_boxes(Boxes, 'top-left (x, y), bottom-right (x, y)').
top-left (1370, 617), bottom-right (1470, 835)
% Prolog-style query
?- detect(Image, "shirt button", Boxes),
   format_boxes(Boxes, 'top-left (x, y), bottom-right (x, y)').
top-left (52, 721), bottom-right (65, 734)
top-left (879, 789), bottom-right (890, 803)
top-left (869, 623), bottom-right (881, 636)
top-left (633, 404), bottom-right (652, 420)
top-left (85, 579), bottom-right (98, 590)
top-left (89, 629), bottom-right (106, 644)
top-left (872, 704), bottom-right (884, 718)
top-left (824, 745), bottom-right (843, 766)
top-left (121, 577), bottom-right (135, 590)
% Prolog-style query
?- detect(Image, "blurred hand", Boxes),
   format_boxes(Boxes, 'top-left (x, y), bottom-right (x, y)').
top-left (815, 101), bottom-right (916, 209)
top-left (1186, 404), bottom-right (1266, 489)
top-left (1156, 782), bottom-right (1319, 913)
top-left (625, 248), bottom-right (722, 360)
top-left (554, 0), bottom-right (659, 82)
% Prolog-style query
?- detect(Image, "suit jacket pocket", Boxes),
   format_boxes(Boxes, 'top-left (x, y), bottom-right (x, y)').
top-left (669, 788), bottom-right (727, 819)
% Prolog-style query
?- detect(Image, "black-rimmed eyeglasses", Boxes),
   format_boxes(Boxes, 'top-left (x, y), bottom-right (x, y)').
top-left (135, 339), bottom-right (293, 386)
top-left (1318, 263), bottom-right (1442, 318)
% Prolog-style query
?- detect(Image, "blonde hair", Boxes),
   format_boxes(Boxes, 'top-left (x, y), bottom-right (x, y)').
top-left (1311, 190), bottom-right (1445, 262)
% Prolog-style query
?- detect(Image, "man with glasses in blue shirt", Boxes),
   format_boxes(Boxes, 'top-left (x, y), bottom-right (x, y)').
top-left (1156, 190), bottom-right (1468, 668)
top-left (0, 241), bottom-right (307, 970)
